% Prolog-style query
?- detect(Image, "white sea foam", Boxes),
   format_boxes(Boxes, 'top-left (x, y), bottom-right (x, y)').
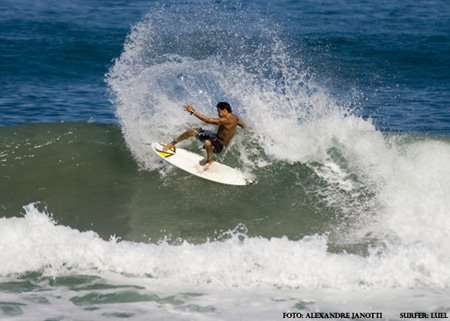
top-left (2, 203), bottom-right (450, 290)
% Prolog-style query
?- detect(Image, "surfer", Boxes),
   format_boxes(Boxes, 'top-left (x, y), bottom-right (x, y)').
top-left (163, 102), bottom-right (248, 166)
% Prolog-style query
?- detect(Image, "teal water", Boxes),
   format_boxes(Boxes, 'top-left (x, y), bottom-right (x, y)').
top-left (0, 123), bottom-right (334, 244)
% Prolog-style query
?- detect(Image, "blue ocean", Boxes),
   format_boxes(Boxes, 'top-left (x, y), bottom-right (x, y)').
top-left (1, 0), bottom-right (450, 320)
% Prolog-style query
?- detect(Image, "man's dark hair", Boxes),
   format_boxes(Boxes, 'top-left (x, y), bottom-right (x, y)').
top-left (216, 102), bottom-right (232, 113)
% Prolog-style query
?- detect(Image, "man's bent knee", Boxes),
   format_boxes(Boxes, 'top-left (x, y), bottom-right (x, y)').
top-left (203, 140), bottom-right (212, 148)
top-left (189, 128), bottom-right (199, 136)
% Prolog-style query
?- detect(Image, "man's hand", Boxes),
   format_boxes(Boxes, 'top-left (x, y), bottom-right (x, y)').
top-left (183, 103), bottom-right (195, 114)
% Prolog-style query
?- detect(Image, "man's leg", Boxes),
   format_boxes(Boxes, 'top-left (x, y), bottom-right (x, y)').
top-left (199, 139), bottom-right (213, 166)
top-left (163, 128), bottom-right (198, 151)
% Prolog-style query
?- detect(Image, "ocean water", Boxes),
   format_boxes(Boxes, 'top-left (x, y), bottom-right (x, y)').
top-left (1, 0), bottom-right (450, 320)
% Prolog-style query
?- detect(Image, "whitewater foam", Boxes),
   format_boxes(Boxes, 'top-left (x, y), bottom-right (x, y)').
top-left (2, 203), bottom-right (450, 290)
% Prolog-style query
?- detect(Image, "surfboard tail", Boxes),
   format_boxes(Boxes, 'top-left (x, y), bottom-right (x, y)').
top-left (154, 143), bottom-right (176, 158)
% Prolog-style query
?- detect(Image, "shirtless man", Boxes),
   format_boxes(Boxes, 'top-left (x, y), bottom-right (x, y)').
top-left (163, 102), bottom-right (247, 166)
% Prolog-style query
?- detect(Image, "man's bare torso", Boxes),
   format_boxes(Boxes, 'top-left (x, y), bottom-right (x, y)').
top-left (216, 114), bottom-right (239, 146)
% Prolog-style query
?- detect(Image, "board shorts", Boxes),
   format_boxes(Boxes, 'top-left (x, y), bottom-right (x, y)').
top-left (197, 128), bottom-right (224, 153)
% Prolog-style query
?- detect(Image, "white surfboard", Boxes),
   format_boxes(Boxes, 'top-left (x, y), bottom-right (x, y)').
top-left (151, 143), bottom-right (255, 186)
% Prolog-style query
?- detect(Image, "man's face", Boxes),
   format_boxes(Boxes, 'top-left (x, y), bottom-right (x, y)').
top-left (217, 108), bottom-right (227, 117)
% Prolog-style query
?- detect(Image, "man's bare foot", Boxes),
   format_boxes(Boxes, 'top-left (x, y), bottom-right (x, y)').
top-left (199, 158), bottom-right (213, 169)
top-left (162, 143), bottom-right (175, 152)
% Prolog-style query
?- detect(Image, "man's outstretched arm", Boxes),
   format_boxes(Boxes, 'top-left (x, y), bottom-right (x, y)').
top-left (183, 104), bottom-right (224, 125)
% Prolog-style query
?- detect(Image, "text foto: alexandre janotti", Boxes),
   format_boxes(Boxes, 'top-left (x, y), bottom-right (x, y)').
top-left (283, 312), bottom-right (383, 319)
